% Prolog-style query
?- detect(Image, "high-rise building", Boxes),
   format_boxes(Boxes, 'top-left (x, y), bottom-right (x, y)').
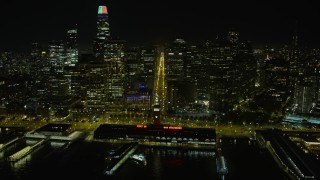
top-left (227, 29), bottom-right (240, 56)
top-left (66, 28), bottom-right (78, 67)
top-left (232, 41), bottom-right (256, 99)
top-left (191, 42), bottom-right (209, 99)
top-left (291, 49), bottom-right (320, 113)
top-left (141, 48), bottom-right (156, 90)
top-left (49, 40), bottom-right (65, 74)
top-left (294, 77), bottom-right (317, 113)
top-left (165, 39), bottom-right (187, 81)
top-left (86, 4), bottom-right (126, 112)
top-left (208, 40), bottom-right (233, 112)
top-left (265, 58), bottom-right (290, 103)
top-left (165, 39), bottom-right (194, 113)
top-left (28, 43), bottom-right (42, 97)
top-left (94, 5), bottom-right (111, 60)
top-left (85, 40), bottom-right (126, 112)
top-left (227, 30), bottom-right (240, 44)
top-left (289, 23), bottom-right (299, 75)
top-left (104, 39), bottom-right (126, 104)
top-left (96, 5), bottom-right (110, 40)
top-left (125, 46), bottom-right (143, 90)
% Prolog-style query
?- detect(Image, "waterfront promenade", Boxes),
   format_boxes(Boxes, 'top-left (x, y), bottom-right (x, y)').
top-left (1, 115), bottom-right (319, 138)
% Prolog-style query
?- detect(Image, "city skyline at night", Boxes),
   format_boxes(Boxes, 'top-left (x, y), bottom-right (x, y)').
top-left (1, 0), bottom-right (320, 52)
top-left (1, 1), bottom-right (320, 180)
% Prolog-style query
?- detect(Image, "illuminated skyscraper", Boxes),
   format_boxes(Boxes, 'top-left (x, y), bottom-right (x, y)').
top-left (289, 22), bottom-right (299, 75)
top-left (94, 5), bottom-right (110, 60)
top-left (289, 22), bottom-right (303, 112)
top-left (165, 39), bottom-right (192, 113)
top-left (87, 3), bottom-right (126, 112)
top-left (104, 39), bottom-right (126, 110)
top-left (85, 40), bottom-right (126, 112)
top-left (49, 40), bottom-right (65, 74)
top-left (96, 5), bottom-right (110, 40)
top-left (166, 39), bottom-right (186, 81)
top-left (66, 28), bottom-right (78, 67)
top-left (227, 30), bottom-right (239, 44)
top-left (141, 48), bottom-right (156, 90)
top-left (227, 29), bottom-right (240, 55)
top-left (30, 43), bottom-right (42, 77)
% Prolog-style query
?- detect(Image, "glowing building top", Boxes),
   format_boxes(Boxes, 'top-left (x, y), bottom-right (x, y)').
top-left (96, 5), bottom-right (110, 40)
top-left (98, 6), bottom-right (108, 15)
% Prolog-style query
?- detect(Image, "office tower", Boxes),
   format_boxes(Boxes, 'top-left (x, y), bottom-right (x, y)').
top-left (185, 38), bottom-right (235, 113)
top-left (84, 63), bottom-right (109, 111)
top-left (28, 43), bottom-right (42, 98)
top-left (288, 23), bottom-right (306, 114)
top-left (289, 23), bottom-right (299, 75)
top-left (208, 40), bottom-right (233, 112)
top-left (294, 77), bottom-right (317, 113)
top-left (30, 43), bottom-right (42, 74)
top-left (188, 39), bottom-right (234, 113)
top-left (86, 4), bottom-right (126, 112)
top-left (66, 28), bottom-right (78, 66)
top-left (141, 48), bottom-right (156, 90)
top-left (165, 39), bottom-right (195, 113)
top-left (48, 40), bottom-right (71, 116)
top-left (227, 29), bottom-right (240, 56)
top-left (49, 40), bottom-right (65, 74)
top-left (265, 58), bottom-right (290, 103)
top-left (227, 30), bottom-right (240, 44)
top-left (86, 40), bottom-right (126, 112)
top-left (30, 44), bottom-right (50, 98)
top-left (292, 49), bottom-right (320, 114)
top-left (94, 5), bottom-right (110, 60)
top-left (232, 41), bottom-right (256, 100)
top-left (97, 5), bottom-right (110, 40)
top-left (104, 39), bottom-right (126, 103)
top-left (125, 46), bottom-right (143, 90)
top-left (191, 42), bottom-right (209, 99)
top-left (165, 39), bottom-right (186, 81)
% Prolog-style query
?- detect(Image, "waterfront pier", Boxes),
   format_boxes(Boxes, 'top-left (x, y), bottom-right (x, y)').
top-left (104, 142), bottom-right (139, 175)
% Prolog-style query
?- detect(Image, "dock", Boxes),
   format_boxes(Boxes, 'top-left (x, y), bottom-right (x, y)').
top-left (0, 137), bottom-right (21, 152)
top-left (104, 142), bottom-right (139, 175)
top-left (216, 156), bottom-right (228, 175)
top-left (8, 138), bottom-right (48, 162)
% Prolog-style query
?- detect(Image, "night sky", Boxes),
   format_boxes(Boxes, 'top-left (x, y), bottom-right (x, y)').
top-left (1, 0), bottom-right (320, 52)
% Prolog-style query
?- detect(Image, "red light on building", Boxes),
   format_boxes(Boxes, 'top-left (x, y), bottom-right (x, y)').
top-left (137, 125), bottom-right (147, 128)
top-left (163, 126), bottom-right (182, 130)
top-left (169, 126), bottom-right (182, 130)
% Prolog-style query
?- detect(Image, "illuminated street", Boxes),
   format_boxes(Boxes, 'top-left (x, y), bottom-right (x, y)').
top-left (153, 50), bottom-right (167, 116)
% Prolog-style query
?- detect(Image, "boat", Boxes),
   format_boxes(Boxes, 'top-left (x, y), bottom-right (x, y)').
top-left (130, 154), bottom-right (147, 165)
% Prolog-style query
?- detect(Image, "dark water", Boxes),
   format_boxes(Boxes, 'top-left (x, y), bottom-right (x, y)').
top-left (220, 138), bottom-right (289, 180)
top-left (0, 137), bottom-right (289, 180)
